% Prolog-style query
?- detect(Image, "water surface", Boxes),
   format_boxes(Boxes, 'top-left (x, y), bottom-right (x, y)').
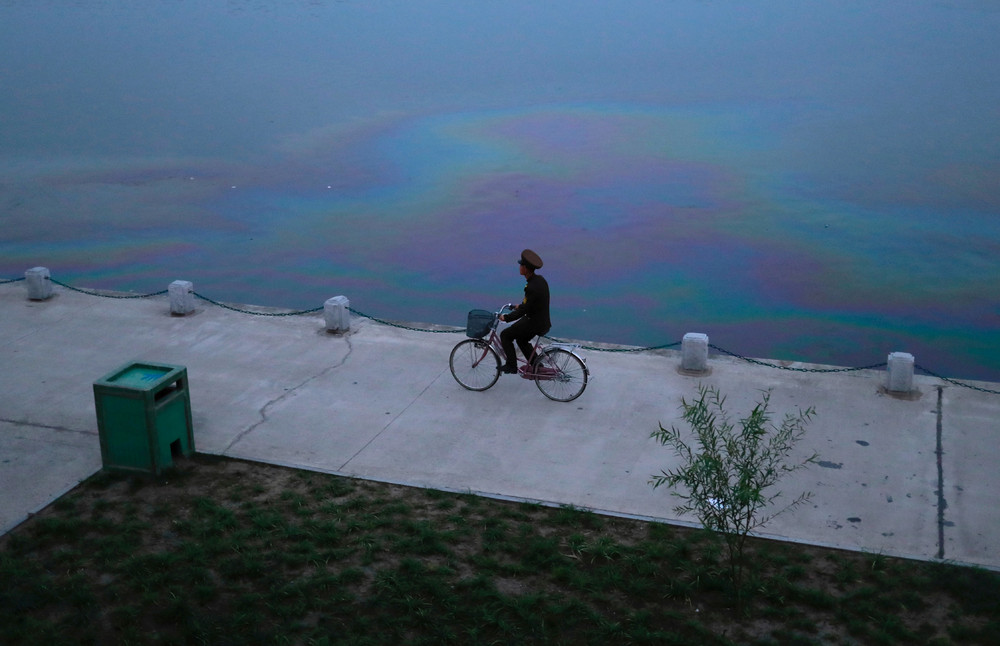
top-left (2, 0), bottom-right (998, 380)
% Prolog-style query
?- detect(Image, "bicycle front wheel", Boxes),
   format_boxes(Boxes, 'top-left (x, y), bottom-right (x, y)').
top-left (533, 348), bottom-right (588, 402)
top-left (450, 339), bottom-right (501, 391)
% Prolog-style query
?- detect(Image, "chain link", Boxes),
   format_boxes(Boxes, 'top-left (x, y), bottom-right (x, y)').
top-left (5, 275), bottom-right (998, 394)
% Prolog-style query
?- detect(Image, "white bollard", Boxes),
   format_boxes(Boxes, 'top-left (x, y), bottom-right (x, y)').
top-left (324, 296), bottom-right (350, 333)
top-left (25, 266), bottom-right (53, 300)
top-left (681, 332), bottom-right (709, 374)
top-left (886, 351), bottom-right (915, 393)
top-left (169, 280), bottom-right (195, 315)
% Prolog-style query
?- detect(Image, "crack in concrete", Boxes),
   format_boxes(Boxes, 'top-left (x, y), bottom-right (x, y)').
top-left (222, 336), bottom-right (354, 454)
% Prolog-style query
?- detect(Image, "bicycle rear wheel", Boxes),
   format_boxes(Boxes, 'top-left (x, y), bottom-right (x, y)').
top-left (450, 339), bottom-right (501, 391)
top-left (533, 348), bottom-right (588, 402)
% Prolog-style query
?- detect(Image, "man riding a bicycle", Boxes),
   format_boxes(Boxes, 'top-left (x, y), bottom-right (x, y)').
top-left (499, 249), bottom-right (551, 374)
top-left (449, 252), bottom-right (587, 401)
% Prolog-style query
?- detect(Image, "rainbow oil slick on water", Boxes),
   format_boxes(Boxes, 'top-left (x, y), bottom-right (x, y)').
top-left (1, 1), bottom-right (998, 381)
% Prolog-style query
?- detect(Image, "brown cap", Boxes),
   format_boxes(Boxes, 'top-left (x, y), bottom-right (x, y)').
top-left (518, 249), bottom-right (543, 270)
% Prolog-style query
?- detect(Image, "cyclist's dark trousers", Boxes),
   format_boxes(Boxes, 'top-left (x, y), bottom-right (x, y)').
top-left (500, 318), bottom-right (550, 371)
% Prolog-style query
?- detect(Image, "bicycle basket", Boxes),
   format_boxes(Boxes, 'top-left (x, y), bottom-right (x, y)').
top-left (466, 309), bottom-right (494, 338)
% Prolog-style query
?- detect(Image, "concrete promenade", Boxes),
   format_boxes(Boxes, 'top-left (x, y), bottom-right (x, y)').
top-left (1, 280), bottom-right (998, 570)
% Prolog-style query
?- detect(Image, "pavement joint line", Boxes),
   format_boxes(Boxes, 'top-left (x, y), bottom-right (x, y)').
top-left (1, 326), bottom-right (44, 350)
top-left (935, 385), bottom-right (946, 560)
top-left (337, 363), bottom-right (450, 472)
top-left (222, 336), bottom-right (354, 454)
top-left (0, 417), bottom-right (97, 437)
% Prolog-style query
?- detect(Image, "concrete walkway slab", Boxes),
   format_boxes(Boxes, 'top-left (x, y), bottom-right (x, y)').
top-left (1, 281), bottom-right (998, 570)
top-left (0, 420), bottom-right (101, 534)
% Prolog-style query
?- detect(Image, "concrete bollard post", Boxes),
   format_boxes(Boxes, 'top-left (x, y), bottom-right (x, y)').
top-left (25, 266), bottom-right (53, 300)
top-left (681, 332), bottom-right (710, 374)
top-left (886, 352), bottom-right (915, 393)
top-left (169, 280), bottom-right (195, 315)
top-left (324, 295), bottom-right (350, 333)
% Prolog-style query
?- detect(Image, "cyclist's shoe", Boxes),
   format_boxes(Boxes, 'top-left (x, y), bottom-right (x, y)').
top-left (501, 364), bottom-right (518, 374)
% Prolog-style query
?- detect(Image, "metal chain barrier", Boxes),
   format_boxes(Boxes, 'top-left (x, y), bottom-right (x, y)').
top-left (348, 306), bottom-right (464, 333)
top-left (193, 292), bottom-right (322, 317)
top-left (916, 364), bottom-right (1000, 395)
top-left (543, 335), bottom-right (681, 353)
top-left (4, 275), bottom-right (998, 394)
top-left (709, 343), bottom-right (887, 373)
top-left (50, 278), bottom-right (167, 299)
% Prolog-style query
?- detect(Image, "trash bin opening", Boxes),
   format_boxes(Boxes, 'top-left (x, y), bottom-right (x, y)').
top-left (154, 379), bottom-right (184, 403)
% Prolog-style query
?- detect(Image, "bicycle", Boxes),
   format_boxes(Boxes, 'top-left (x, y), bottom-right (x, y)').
top-left (449, 304), bottom-right (590, 402)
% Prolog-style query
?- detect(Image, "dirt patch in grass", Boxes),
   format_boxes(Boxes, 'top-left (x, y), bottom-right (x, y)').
top-left (2, 454), bottom-right (998, 645)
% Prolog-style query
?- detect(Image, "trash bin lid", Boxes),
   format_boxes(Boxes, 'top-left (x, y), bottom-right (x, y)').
top-left (107, 364), bottom-right (173, 388)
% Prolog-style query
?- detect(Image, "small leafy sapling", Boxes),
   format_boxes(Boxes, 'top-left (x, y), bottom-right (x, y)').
top-left (650, 384), bottom-right (817, 604)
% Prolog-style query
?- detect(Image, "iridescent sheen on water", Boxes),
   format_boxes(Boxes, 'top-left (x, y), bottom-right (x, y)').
top-left (2, 1), bottom-right (998, 380)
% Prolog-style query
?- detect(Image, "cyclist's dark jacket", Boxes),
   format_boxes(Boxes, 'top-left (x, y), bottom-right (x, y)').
top-left (507, 273), bottom-right (551, 334)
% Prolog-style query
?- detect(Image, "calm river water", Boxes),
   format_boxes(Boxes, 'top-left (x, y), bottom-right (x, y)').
top-left (2, 0), bottom-right (998, 381)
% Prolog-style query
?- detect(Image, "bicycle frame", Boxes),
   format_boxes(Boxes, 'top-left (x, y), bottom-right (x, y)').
top-left (477, 304), bottom-right (579, 380)
top-left (451, 303), bottom-right (589, 400)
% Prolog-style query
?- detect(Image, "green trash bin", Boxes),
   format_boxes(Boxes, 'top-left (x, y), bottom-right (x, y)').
top-left (93, 361), bottom-right (195, 475)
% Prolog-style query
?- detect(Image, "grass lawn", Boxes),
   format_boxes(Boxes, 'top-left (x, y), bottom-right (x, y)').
top-left (2, 454), bottom-right (998, 645)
